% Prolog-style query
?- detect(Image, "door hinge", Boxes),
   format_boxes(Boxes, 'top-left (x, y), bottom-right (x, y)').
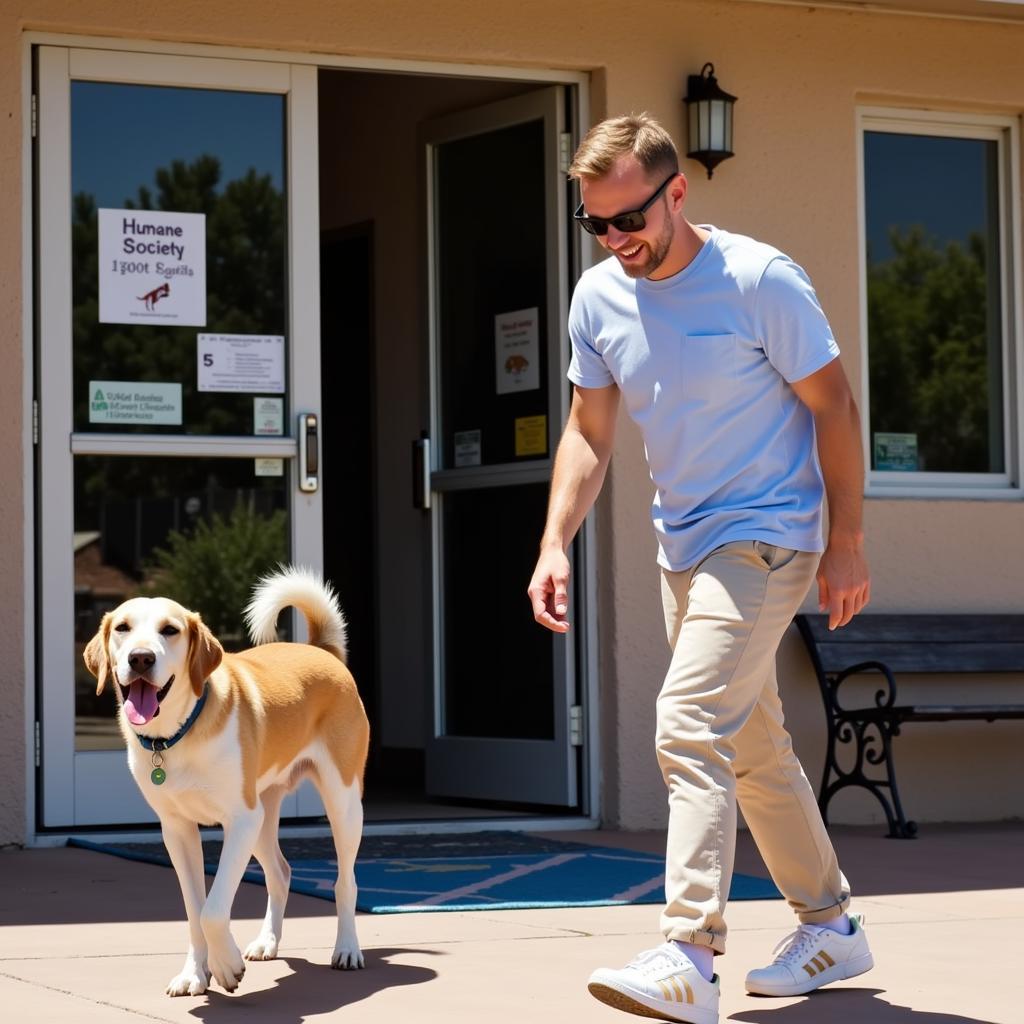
top-left (32, 399), bottom-right (39, 445)
top-left (559, 132), bottom-right (573, 175)
top-left (34, 721), bottom-right (41, 768)
top-left (569, 704), bottom-right (583, 747)
top-left (31, 94), bottom-right (37, 139)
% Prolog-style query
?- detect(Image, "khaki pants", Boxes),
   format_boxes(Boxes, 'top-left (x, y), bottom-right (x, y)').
top-left (657, 540), bottom-right (850, 954)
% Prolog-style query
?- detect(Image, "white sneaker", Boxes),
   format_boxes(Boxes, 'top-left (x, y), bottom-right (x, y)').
top-left (588, 943), bottom-right (720, 1024)
top-left (744, 913), bottom-right (874, 997)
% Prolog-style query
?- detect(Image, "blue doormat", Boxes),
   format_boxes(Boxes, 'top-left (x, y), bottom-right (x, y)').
top-left (67, 833), bottom-right (780, 913)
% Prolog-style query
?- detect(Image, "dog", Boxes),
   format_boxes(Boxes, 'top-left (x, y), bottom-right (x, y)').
top-left (83, 567), bottom-right (369, 997)
top-left (137, 281), bottom-right (170, 310)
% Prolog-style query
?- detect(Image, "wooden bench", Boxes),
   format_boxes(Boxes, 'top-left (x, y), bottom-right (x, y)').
top-left (794, 614), bottom-right (1024, 838)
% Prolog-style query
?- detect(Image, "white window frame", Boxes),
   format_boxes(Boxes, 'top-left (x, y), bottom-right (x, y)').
top-left (857, 106), bottom-right (1023, 499)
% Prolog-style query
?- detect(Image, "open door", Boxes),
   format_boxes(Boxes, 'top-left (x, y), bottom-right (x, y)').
top-left (422, 87), bottom-right (578, 807)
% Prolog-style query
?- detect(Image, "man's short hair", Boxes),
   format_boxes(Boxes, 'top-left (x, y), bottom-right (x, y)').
top-left (568, 113), bottom-right (679, 181)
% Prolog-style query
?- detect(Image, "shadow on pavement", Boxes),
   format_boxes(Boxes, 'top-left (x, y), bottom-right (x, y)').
top-left (186, 948), bottom-right (440, 1023)
top-left (731, 986), bottom-right (997, 1024)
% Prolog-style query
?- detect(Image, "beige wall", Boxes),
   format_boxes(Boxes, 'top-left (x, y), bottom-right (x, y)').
top-left (1, 10), bottom-right (26, 846)
top-left (3, 0), bottom-right (1023, 841)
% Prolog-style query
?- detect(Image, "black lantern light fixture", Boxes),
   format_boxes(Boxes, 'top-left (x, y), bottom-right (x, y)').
top-left (684, 63), bottom-right (737, 179)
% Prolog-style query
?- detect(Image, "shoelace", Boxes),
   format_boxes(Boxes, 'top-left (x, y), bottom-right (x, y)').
top-left (770, 925), bottom-right (823, 966)
top-left (627, 943), bottom-right (691, 975)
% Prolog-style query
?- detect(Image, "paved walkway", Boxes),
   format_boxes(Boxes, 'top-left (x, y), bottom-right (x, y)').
top-left (0, 824), bottom-right (1019, 1023)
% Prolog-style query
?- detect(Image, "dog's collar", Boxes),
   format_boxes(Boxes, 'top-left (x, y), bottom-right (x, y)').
top-left (136, 684), bottom-right (209, 753)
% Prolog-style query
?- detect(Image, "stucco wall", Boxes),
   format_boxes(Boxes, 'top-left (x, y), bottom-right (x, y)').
top-left (2, 0), bottom-right (1023, 841)
top-left (1, 14), bottom-right (26, 846)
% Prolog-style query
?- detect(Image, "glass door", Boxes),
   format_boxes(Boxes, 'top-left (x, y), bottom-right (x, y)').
top-left (36, 48), bottom-right (323, 827)
top-left (422, 88), bottom-right (578, 807)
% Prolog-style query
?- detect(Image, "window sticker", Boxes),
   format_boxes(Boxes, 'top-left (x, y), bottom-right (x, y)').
top-left (254, 458), bottom-right (284, 477)
top-left (254, 397), bottom-right (284, 435)
top-left (88, 380), bottom-right (182, 425)
top-left (874, 432), bottom-right (918, 471)
top-left (495, 307), bottom-right (540, 394)
top-left (198, 334), bottom-right (285, 393)
top-left (514, 415), bottom-right (547, 457)
top-left (454, 429), bottom-right (482, 467)
top-left (98, 209), bottom-right (206, 326)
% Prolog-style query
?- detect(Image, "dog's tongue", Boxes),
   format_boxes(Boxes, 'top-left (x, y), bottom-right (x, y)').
top-left (124, 680), bottom-right (159, 725)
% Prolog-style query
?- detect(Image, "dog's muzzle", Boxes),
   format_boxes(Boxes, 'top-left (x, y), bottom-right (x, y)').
top-left (120, 674), bottom-right (175, 726)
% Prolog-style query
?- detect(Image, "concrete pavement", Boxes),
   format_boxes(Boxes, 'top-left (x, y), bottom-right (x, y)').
top-left (1, 824), bottom-right (1019, 1023)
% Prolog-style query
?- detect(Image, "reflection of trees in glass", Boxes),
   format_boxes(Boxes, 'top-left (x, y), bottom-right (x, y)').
top-left (145, 499), bottom-right (287, 645)
top-left (72, 154), bottom-right (286, 439)
top-left (867, 226), bottom-right (999, 473)
top-left (72, 154), bottom-right (287, 525)
top-left (74, 497), bottom-right (287, 731)
top-left (71, 154), bottom-right (290, 727)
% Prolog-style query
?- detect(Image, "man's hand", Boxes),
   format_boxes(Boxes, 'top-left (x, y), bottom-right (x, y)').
top-left (791, 361), bottom-right (869, 631)
top-left (528, 547), bottom-right (572, 633)
top-left (817, 537), bottom-right (870, 630)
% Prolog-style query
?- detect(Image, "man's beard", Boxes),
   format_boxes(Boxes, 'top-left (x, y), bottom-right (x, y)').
top-left (618, 215), bottom-right (675, 280)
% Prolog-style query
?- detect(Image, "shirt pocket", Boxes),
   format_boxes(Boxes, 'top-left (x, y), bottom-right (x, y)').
top-left (681, 333), bottom-right (738, 401)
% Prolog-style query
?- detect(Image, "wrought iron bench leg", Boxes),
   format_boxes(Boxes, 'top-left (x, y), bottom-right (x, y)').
top-left (821, 713), bottom-right (917, 839)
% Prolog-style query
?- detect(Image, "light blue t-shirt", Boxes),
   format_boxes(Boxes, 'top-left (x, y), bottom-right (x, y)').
top-left (567, 225), bottom-right (840, 571)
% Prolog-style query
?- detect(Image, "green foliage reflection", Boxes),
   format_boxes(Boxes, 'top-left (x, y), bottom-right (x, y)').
top-left (72, 155), bottom-right (286, 439)
top-left (867, 226), bottom-right (1002, 474)
top-left (145, 499), bottom-right (288, 645)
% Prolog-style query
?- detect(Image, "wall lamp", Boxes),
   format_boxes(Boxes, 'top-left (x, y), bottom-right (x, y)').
top-left (684, 63), bottom-right (736, 179)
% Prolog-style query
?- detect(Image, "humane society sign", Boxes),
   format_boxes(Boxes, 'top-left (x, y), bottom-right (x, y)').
top-left (98, 209), bottom-right (207, 326)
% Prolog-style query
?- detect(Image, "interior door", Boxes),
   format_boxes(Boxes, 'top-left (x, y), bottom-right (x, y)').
top-left (422, 88), bottom-right (578, 806)
top-left (36, 47), bottom-right (324, 827)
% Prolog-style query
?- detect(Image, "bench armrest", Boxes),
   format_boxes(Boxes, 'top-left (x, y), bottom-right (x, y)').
top-left (830, 660), bottom-right (899, 711)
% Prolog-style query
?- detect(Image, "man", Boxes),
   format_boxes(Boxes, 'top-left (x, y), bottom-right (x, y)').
top-left (527, 114), bottom-right (873, 1024)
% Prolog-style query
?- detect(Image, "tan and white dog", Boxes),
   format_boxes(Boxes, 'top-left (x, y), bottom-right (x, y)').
top-left (83, 567), bottom-right (369, 997)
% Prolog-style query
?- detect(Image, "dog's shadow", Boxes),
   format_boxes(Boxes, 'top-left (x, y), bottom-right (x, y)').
top-left (730, 986), bottom-right (998, 1024)
top-left (186, 947), bottom-right (438, 1023)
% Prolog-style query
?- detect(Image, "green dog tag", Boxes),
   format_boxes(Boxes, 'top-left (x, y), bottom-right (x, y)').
top-left (151, 766), bottom-right (167, 785)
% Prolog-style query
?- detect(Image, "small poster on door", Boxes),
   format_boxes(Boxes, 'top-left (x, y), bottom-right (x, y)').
top-left (515, 415), bottom-right (547, 457)
top-left (198, 334), bottom-right (285, 393)
top-left (254, 458), bottom-right (284, 477)
top-left (254, 397), bottom-right (284, 435)
top-left (495, 307), bottom-right (540, 395)
top-left (454, 429), bottom-right (482, 467)
top-left (88, 380), bottom-right (182, 425)
top-left (98, 209), bottom-right (206, 326)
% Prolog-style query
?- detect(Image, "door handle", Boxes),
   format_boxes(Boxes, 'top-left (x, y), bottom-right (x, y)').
top-left (298, 412), bottom-right (318, 493)
top-left (412, 434), bottom-right (431, 510)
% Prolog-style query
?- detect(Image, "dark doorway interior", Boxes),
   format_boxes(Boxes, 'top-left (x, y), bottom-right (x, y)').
top-left (320, 226), bottom-right (378, 736)
top-left (316, 68), bottom-right (579, 823)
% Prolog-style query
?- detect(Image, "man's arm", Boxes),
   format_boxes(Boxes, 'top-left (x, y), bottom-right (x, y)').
top-left (790, 358), bottom-right (870, 630)
top-left (528, 383), bottom-right (620, 633)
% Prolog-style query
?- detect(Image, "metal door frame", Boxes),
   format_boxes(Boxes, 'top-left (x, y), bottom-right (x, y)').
top-left (21, 33), bottom-right (599, 841)
top-left (422, 88), bottom-right (578, 805)
top-left (34, 46), bottom-right (323, 827)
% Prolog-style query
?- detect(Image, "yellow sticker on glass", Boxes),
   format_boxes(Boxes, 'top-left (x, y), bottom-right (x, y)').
top-left (515, 415), bottom-right (547, 457)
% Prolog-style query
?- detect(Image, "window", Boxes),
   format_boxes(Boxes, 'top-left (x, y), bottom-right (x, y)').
top-left (859, 109), bottom-right (1021, 495)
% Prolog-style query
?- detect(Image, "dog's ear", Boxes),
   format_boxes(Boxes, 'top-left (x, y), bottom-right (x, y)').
top-left (83, 613), bottom-right (113, 696)
top-left (187, 613), bottom-right (223, 696)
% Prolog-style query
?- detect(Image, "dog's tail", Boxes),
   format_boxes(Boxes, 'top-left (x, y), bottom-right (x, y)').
top-left (244, 566), bottom-right (348, 663)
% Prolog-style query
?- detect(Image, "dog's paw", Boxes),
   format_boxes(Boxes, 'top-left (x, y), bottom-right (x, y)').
top-left (166, 964), bottom-right (210, 997)
top-left (331, 944), bottom-right (365, 970)
top-left (208, 938), bottom-right (246, 992)
top-left (244, 932), bottom-right (280, 961)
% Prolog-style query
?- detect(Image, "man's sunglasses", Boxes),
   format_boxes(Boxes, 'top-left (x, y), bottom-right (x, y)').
top-left (573, 172), bottom-right (677, 236)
